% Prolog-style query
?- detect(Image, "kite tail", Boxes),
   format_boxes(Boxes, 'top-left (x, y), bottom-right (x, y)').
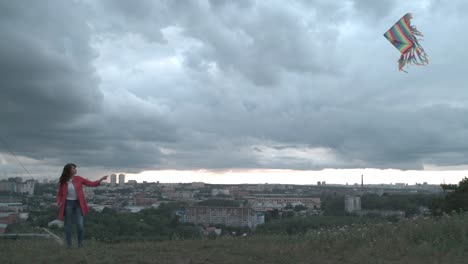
top-left (410, 25), bottom-right (428, 65)
top-left (411, 26), bottom-right (424, 38)
top-left (398, 23), bottom-right (429, 72)
top-left (399, 46), bottom-right (428, 71)
top-left (412, 37), bottom-right (429, 66)
top-left (398, 53), bottom-right (409, 73)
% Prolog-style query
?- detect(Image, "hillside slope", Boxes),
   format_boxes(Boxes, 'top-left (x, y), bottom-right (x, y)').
top-left (1, 214), bottom-right (468, 264)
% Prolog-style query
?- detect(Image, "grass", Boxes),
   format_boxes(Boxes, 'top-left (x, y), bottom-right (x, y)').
top-left (1, 214), bottom-right (468, 264)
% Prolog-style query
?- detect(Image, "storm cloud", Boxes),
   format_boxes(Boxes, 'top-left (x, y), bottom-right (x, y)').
top-left (1, 0), bottom-right (468, 178)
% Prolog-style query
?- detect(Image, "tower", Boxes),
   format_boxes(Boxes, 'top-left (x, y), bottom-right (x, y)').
top-left (110, 174), bottom-right (117, 187)
top-left (361, 174), bottom-right (364, 190)
top-left (119, 174), bottom-right (125, 186)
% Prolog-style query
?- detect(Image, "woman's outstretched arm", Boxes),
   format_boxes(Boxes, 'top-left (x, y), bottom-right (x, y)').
top-left (81, 175), bottom-right (108, 187)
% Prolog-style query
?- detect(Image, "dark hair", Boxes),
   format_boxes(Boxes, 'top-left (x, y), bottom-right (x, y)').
top-left (59, 163), bottom-right (76, 185)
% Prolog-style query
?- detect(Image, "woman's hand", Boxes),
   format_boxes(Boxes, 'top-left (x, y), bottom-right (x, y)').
top-left (99, 175), bottom-right (108, 182)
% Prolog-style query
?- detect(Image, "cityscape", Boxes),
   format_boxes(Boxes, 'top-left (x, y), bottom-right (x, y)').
top-left (0, 174), bottom-right (444, 235)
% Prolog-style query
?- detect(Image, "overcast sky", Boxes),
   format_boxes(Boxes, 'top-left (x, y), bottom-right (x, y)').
top-left (1, 0), bottom-right (468, 184)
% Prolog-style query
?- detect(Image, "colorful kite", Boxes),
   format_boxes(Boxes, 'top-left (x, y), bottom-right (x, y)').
top-left (384, 13), bottom-right (428, 72)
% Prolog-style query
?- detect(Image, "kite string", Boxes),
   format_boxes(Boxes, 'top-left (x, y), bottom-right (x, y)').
top-left (0, 135), bottom-right (34, 179)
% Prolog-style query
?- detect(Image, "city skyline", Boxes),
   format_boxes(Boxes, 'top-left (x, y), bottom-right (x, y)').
top-left (4, 167), bottom-right (465, 185)
top-left (123, 168), bottom-right (468, 185)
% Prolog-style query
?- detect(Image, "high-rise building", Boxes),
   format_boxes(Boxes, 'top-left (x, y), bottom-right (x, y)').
top-left (110, 174), bottom-right (117, 187)
top-left (119, 174), bottom-right (125, 186)
top-left (8, 177), bottom-right (23, 183)
top-left (181, 206), bottom-right (264, 228)
top-left (17, 180), bottom-right (35, 195)
top-left (248, 196), bottom-right (321, 211)
top-left (344, 195), bottom-right (361, 213)
top-left (0, 181), bottom-right (16, 192)
top-left (127, 180), bottom-right (138, 186)
top-left (0, 179), bottom-right (35, 195)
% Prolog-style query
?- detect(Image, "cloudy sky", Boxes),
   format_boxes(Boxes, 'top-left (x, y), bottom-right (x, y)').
top-left (1, 0), bottom-right (468, 184)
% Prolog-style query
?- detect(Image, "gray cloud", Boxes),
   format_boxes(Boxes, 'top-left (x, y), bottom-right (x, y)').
top-left (351, 0), bottom-right (396, 19)
top-left (0, 0), bottom-right (102, 151)
top-left (0, 0), bottom-right (177, 175)
top-left (2, 0), bottom-right (468, 178)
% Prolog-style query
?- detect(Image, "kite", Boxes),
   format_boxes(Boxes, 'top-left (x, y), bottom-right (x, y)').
top-left (384, 13), bottom-right (429, 72)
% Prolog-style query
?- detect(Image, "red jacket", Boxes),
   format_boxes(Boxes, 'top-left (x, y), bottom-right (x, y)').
top-left (56, 176), bottom-right (101, 220)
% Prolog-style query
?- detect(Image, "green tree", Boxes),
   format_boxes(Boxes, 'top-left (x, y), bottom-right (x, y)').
top-left (430, 177), bottom-right (468, 215)
top-left (321, 195), bottom-right (345, 216)
top-left (442, 177), bottom-right (468, 213)
top-left (294, 205), bottom-right (307, 212)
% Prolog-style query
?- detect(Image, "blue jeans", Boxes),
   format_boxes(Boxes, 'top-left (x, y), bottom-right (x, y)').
top-left (64, 199), bottom-right (84, 247)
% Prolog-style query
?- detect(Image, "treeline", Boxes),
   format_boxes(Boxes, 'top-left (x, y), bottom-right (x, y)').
top-left (309, 178), bottom-right (468, 220)
top-left (84, 202), bottom-right (201, 242)
top-left (22, 202), bottom-right (202, 241)
top-left (320, 193), bottom-right (440, 217)
top-left (430, 177), bottom-right (468, 215)
top-left (361, 193), bottom-right (437, 216)
top-left (33, 183), bottom-right (57, 196)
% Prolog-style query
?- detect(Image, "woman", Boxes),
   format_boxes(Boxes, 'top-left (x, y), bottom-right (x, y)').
top-left (56, 163), bottom-right (108, 248)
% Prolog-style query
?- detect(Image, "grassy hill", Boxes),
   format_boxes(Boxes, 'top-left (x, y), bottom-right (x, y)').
top-left (1, 213), bottom-right (468, 264)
